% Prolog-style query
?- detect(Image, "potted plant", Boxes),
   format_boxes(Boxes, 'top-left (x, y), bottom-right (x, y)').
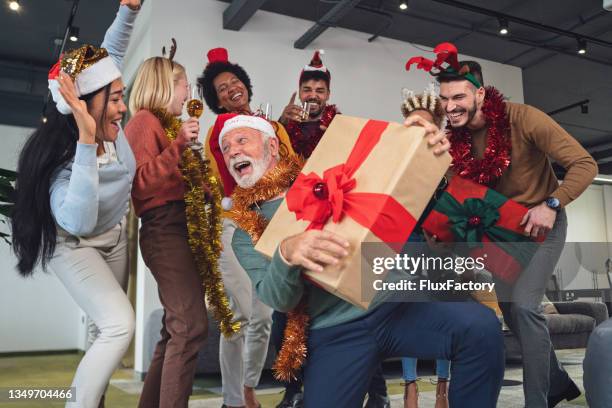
top-left (0, 168), bottom-right (16, 244)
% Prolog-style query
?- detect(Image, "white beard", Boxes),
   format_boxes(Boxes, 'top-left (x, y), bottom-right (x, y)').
top-left (229, 144), bottom-right (272, 188)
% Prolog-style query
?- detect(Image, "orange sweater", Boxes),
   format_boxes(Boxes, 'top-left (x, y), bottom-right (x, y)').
top-left (124, 109), bottom-right (188, 217)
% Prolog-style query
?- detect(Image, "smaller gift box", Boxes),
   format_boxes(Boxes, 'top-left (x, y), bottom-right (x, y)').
top-left (421, 175), bottom-right (545, 283)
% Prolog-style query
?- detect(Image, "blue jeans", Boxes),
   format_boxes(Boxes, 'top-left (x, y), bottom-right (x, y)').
top-left (303, 301), bottom-right (503, 408)
top-left (402, 358), bottom-right (450, 381)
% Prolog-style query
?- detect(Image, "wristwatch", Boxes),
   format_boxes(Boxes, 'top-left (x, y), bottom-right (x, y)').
top-left (545, 197), bottom-right (561, 212)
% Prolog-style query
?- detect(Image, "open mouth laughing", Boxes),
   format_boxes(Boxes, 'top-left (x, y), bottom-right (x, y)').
top-left (232, 159), bottom-right (252, 176)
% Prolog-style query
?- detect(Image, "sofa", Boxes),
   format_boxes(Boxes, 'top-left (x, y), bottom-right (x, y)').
top-left (503, 301), bottom-right (608, 360)
top-left (144, 301), bottom-right (608, 374)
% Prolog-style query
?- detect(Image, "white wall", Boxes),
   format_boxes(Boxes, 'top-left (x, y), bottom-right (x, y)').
top-left (557, 184), bottom-right (612, 291)
top-left (123, 0), bottom-right (525, 374)
top-left (0, 124), bottom-right (87, 352)
top-left (123, 0), bottom-right (524, 126)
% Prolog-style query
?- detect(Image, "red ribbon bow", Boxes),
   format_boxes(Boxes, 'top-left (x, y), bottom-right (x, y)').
top-left (286, 120), bottom-right (417, 249)
top-left (405, 42), bottom-right (460, 73)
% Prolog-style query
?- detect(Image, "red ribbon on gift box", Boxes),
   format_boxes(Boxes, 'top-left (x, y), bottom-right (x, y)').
top-left (286, 120), bottom-right (417, 250)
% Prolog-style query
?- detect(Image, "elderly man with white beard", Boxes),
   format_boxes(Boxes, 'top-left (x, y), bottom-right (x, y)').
top-left (221, 116), bottom-right (280, 188)
top-left (221, 114), bottom-right (505, 408)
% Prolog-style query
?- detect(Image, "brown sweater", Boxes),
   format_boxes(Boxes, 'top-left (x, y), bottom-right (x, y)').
top-left (468, 102), bottom-right (597, 208)
top-left (124, 109), bottom-right (188, 217)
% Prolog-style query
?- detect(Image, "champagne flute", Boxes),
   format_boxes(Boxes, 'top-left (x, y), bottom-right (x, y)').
top-left (186, 83), bottom-right (204, 151)
top-left (301, 101), bottom-right (312, 121)
top-left (256, 103), bottom-right (273, 120)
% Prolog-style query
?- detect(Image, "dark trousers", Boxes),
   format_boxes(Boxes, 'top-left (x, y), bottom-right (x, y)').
top-left (271, 311), bottom-right (389, 398)
top-left (303, 301), bottom-right (504, 408)
top-left (138, 202), bottom-right (208, 408)
top-left (494, 210), bottom-right (570, 407)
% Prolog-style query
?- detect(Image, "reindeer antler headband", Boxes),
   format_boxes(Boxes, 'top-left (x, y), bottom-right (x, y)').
top-left (162, 38), bottom-right (177, 67)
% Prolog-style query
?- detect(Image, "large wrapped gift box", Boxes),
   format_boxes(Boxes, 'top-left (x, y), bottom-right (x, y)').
top-left (421, 175), bottom-right (545, 284)
top-left (255, 115), bottom-right (451, 309)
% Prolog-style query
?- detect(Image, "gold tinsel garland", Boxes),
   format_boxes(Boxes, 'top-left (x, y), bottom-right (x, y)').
top-left (153, 110), bottom-right (239, 338)
top-left (229, 155), bottom-right (309, 381)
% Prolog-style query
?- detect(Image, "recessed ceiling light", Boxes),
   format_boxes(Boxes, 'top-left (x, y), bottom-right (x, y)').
top-left (399, 2), bottom-right (408, 11)
top-left (69, 26), bottom-right (79, 42)
top-left (9, 1), bottom-right (20, 11)
top-left (577, 38), bottom-right (587, 55)
top-left (498, 18), bottom-right (509, 35)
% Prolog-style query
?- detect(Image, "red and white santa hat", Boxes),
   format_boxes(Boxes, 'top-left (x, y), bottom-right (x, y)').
top-left (219, 115), bottom-right (276, 148)
top-left (48, 45), bottom-right (121, 115)
top-left (299, 49), bottom-right (331, 83)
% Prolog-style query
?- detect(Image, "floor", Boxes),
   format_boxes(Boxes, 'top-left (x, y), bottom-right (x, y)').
top-left (0, 349), bottom-right (588, 407)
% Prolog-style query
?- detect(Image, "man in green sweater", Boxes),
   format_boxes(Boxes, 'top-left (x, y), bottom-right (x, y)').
top-left (220, 114), bottom-right (505, 407)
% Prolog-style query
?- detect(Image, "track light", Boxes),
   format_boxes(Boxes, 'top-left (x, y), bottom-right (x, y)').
top-left (399, 2), bottom-right (408, 10)
top-left (8, 0), bottom-right (20, 11)
top-left (498, 18), bottom-right (509, 35)
top-left (69, 26), bottom-right (79, 42)
top-left (577, 38), bottom-right (587, 55)
top-left (581, 104), bottom-right (589, 114)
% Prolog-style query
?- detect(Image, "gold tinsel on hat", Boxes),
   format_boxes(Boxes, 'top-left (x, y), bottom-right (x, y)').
top-left (61, 45), bottom-right (110, 79)
top-left (229, 155), bottom-right (309, 381)
top-left (153, 109), bottom-right (239, 338)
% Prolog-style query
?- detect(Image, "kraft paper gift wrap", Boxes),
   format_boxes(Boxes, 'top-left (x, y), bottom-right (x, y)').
top-left (255, 115), bottom-right (451, 309)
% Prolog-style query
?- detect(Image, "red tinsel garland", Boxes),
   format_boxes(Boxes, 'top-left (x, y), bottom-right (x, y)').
top-left (285, 104), bottom-right (339, 158)
top-left (448, 87), bottom-right (511, 186)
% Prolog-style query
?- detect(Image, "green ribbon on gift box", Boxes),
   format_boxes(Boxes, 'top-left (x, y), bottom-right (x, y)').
top-left (435, 188), bottom-right (536, 267)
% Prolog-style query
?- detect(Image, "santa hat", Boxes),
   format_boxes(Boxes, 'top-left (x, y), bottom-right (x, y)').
top-left (209, 113), bottom-right (238, 203)
top-left (219, 115), bottom-right (276, 148)
top-left (299, 49), bottom-right (331, 84)
top-left (48, 45), bottom-right (121, 115)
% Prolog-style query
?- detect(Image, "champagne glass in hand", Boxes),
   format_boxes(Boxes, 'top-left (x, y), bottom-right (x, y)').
top-left (257, 103), bottom-right (272, 120)
top-left (186, 83), bottom-right (204, 151)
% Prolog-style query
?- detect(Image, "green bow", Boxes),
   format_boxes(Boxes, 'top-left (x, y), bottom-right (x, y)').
top-left (434, 188), bottom-right (536, 266)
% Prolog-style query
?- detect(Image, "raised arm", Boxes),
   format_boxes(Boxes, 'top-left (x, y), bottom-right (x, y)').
top-left (101, 1), bottom-right (141, 71)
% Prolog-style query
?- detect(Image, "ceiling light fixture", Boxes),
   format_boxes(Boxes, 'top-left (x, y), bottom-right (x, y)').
top-left (577, 38), bottom-right (587, 55)
top-left (399, 2), bottom-right (408, 11)
top-left (498, 17), bottom-right (509, 35)
top-left (69, 26), bottom-right (79, 42)
top-left (8, 0), bottom-right (20, 11)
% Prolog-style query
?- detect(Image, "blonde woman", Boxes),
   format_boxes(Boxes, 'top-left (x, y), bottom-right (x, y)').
top-left (125, 56), bottom-right (208, 407)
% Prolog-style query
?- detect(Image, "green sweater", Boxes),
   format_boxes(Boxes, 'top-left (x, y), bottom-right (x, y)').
top-left (231, 198), bottom-right (370, 330)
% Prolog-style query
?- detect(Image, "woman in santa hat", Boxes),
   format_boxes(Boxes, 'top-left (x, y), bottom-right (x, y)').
top-left (11, 1), bottom-right (141, 407)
